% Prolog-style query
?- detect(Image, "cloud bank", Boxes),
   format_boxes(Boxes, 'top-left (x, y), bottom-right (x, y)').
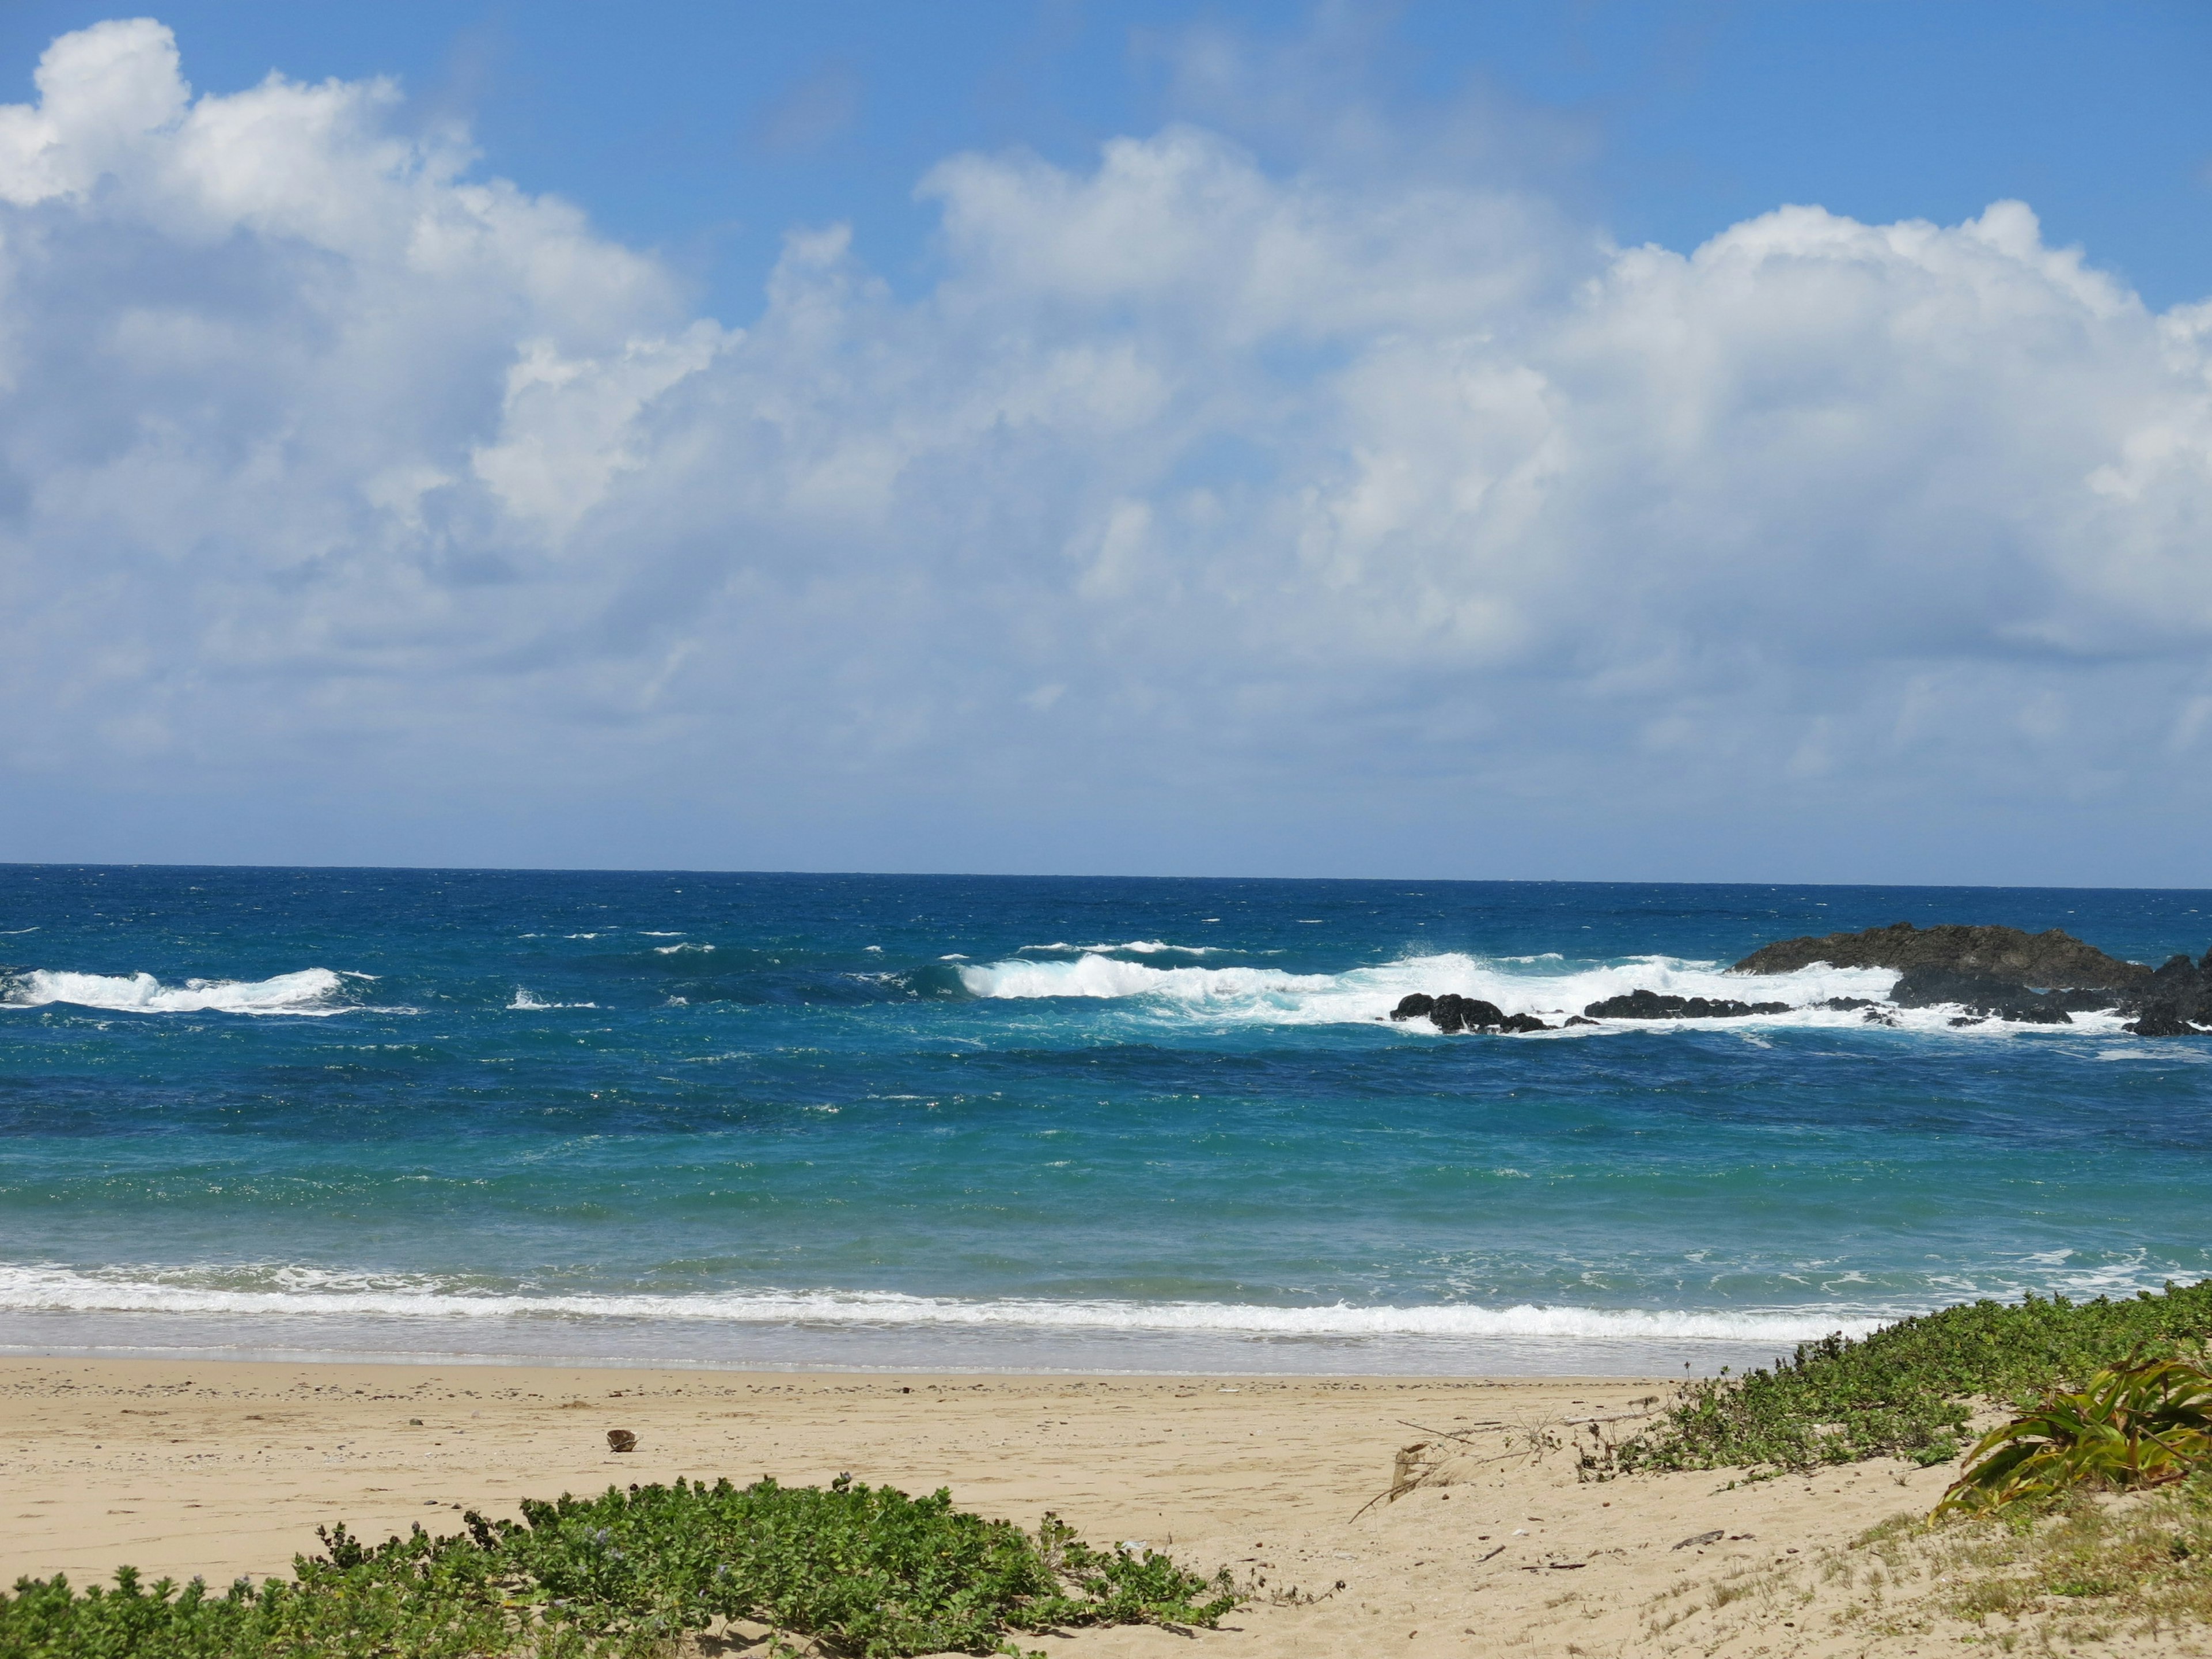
top-left (3, 19), bottom-right (2210, 879)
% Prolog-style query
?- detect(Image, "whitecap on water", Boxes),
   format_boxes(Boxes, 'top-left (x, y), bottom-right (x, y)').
top-left (0, 967), bottom-right (357, 1016)
top-left (955, 950), bottom-right (1901, 1031)
top-left (509, 989), bottom-right (597, 1010)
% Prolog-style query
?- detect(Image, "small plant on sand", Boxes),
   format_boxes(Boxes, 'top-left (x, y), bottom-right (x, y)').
top-left (1615, 1280), bottom-right (2212, 1472)
top-left (1906, 1469), bottom-right (2212, 1643)
top-left (0, 1474), bottom-right (1238, 1659)
top-left (1934, 1355), bottom-right (2212, 1517)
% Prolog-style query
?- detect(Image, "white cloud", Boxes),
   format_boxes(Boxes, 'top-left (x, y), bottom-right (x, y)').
top-left (1, 17), bottom-right (2210, 878)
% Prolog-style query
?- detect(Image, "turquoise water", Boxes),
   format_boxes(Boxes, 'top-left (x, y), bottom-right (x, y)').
top-left (1, 866), bottom-right (2208, 1375)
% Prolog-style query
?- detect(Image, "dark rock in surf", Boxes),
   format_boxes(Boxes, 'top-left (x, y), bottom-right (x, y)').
top-left (1393, 991), bottom-right (1551, 1034)
top-left (1581, 990), bottom-right (1789, 1021)
top-left (1889, 967), bottom-right (2074, 1025)
top-left (1433, 994), bottom-right (1504, 1033)
top-left (1563, 1015), bottom-right (1600, 1027)
top-left (2121, 953), bottom-right (2212, 1035)
top-left (1731, 921), bottom-right (2149, 991)
top-left (2126, 1006), bottom-right (2202, 1037)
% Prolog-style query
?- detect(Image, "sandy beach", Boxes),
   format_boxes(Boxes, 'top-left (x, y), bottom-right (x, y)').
top-left (5, 1355), bottom-right (2183, 1657)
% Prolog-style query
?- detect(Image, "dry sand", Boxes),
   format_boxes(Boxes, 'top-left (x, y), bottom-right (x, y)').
top-left (0, 1357), bottom-right (2190, 1656)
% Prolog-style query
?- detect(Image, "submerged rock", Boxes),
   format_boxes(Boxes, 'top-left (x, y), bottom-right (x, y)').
top-left (1581, 989), bottom-right (1790, 1021)
top-left (1731, 921), bottom-right (2150, 990)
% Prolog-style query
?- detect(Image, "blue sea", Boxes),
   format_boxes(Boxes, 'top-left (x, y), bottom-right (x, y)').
top-left (2, 867), bottom-right (2208, 1377)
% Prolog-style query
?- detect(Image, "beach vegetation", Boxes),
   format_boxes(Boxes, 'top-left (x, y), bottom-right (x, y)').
top-left (0, 1474), bottom-right (1237, 1658)
top-left (1615, 1280), bottom-right (2212, 1473)
top-left (1859, 1470), bottom-right (2212, 1645)
top-left (1933, 1354), bottom-right (2212, 1516)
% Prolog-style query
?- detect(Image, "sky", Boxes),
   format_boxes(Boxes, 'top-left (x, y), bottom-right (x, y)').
top-left (1, 2), bottom-right (2211, 884)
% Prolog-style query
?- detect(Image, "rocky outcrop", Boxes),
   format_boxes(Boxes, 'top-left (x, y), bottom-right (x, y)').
top-left (1730, 922), bottom-right (2150, 991)
top-left (1385, 931), bottom-right (2212, 1039)
top-left (1887, 967), bottom-right (2075, 1024)
top-left (1389, 993), bottom-right (1553, 1035)
top-left (2122, 951), bottom-right (2212, 1035)
top-left (1582, 990), bottom-right (1789, 1020)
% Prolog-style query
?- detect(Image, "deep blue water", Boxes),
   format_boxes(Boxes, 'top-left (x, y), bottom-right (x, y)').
top-left (1, 866), bottom-right (2208, 1374)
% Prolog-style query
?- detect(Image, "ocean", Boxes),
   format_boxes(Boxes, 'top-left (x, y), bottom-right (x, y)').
top-left (1, 866), bottom-right (2207, 1377)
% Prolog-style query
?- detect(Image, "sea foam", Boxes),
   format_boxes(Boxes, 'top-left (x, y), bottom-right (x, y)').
top-left (957, 950), bottom-right (1906, 1028)
top-left (1, 967), bottom-right (354, 1016)
top-left (0, 1263), bottom-right (1885, 1344)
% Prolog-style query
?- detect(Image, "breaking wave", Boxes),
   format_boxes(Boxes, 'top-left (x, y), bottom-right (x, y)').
top-left (0, 1263), bottom-right (1883, 1344)
top-left (509, 988), bottom-right (597, 1010)
top-left (957, 950), bottom-right (1909, 1028)
top-left (0, 967), bottom-right (358, 1017)
top-left (1017, 940), bottom-right (1231, 956)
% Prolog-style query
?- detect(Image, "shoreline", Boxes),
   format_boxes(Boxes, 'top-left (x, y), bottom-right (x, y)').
top-left (0, 1304), bottom-right (1854, 1381)
top-left (0, 1353), bottom-right (2113, 1657)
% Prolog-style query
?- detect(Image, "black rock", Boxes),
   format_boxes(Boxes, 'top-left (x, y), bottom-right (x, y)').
top-left (1433, 994), bottom-right (1509, 1033)
top-left (1563, 1015), bottom-right (1600, 1027)
top-left (1890, 967), bottom-right (2074, 1024)
top-left (1393, 991), bottom-right (1551, 1033)
top-left (1581, 990), bottom-right (1789, 1020)
top-left (2126, 1007), bottom-right (2202, 1037)
top-left (1823, 997), bottom-right (1876, 1011)
top-left (2113, 952), bottom-right (2212, 1035)
top-left (1732, 921), bottom-right (2149, 990)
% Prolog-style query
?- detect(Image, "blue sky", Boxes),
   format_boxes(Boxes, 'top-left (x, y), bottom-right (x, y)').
top-left (11, 2), bottom-right (2211, 313)
top-left (2, 3), bottom-right (2211, 881)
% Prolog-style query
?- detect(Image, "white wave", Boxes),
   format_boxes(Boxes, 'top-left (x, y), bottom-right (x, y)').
top-left (1018, 940), bottom-right (1228, 956)
top-left (0, 926), bottom-right (38, 934)
top-left (508, 989), bottom-right (597, 1010)
top-left (0, 1264), bottom-right (1881, 1344)
top-left (0, 967), bottom-right (353, 1017)
top-left (654, 942), bottom-right (714, 955)
top-left (957, 950), bottom-right (1903, 1029)
top-left (639, 931), bottom-right (684, 937)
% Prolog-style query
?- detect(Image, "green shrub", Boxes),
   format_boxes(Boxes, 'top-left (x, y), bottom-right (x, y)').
top-left (1935, 1355), bottom-right (2212, 1516)
top-left (1616, 1280), bottom-right (2212, 1473)
top-left (0, 1475), bottom-right (1237, 1659)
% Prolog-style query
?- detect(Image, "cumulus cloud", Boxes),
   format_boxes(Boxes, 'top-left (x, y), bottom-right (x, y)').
top-left (1, 17), bottom-right (2209, 877)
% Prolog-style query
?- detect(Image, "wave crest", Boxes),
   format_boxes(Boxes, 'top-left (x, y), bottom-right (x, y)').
top-left (0, 1264), bottom-right (1881, 1344)
top-left (1, 967), bottom-right (354, 1016)
top-left (956, 950), bottom-right (1903, 1027)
